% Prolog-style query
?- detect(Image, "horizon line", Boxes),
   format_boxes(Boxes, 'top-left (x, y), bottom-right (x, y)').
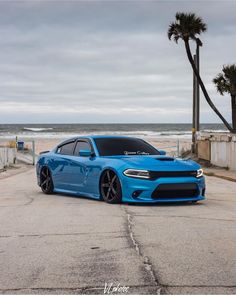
top-left (0, 122), bottom-right (226, 125)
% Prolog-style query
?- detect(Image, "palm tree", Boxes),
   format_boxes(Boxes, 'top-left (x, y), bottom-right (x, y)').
top-left (213, 65), bottom-right (236, 132)
top-left (168, 12), bottom-right (233, 133)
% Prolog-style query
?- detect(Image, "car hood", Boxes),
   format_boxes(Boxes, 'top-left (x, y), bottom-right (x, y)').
top-left (103, 155), bottom-right (200, 171)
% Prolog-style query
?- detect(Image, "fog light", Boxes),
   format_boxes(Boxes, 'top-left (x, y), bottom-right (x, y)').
top-left (132, 190), bottom-right (143, 198)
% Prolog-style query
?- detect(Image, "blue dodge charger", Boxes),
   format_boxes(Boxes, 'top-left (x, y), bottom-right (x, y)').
top-left (36, 136), bottom-right (205, 204)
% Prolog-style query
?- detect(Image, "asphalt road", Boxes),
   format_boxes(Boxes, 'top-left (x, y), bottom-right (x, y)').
top-left (0, 167), bottom-right (235, 295)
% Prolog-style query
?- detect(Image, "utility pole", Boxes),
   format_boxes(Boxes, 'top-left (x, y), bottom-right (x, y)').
top-left (195, 38), bottom-right (202, 133)
top-left (192, 54), bottom-right (197, 153)
top-left (192, 38), bottom-right (202, 154)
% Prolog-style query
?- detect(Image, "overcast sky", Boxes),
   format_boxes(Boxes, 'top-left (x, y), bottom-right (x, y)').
top-left (0, 0), bottom-right (235, 124)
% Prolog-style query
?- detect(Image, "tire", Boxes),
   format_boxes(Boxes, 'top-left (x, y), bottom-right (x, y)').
top-left (40, 166), bottom-right (54, 194)
top-left (100, 170), bottom-right (122, 204)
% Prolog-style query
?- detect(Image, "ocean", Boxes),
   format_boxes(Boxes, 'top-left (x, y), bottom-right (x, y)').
top-left (0, 123), bottom-right (227, 140)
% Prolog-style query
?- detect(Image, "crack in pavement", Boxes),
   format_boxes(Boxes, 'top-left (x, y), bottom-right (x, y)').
top-left (0, 194), bottom-right (35, 207)
top-left (0, 230), bottom-right (128, 239)
top-left (1, 284), bottom-right (235, 292)
top-left (122, 206), bottom-right (169, 295)
top-left (130, 214), bottom-right (236, 223)
top-left (0, 284), bottom-right (161, 294)
top-left (24, 196), bottom-right (35, 206)
top-left (164, 284), bottom-right (236, 287)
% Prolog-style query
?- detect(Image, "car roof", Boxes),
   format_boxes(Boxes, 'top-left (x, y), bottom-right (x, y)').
top-left (57, 135), bottom-right (138, 147)
top-left (69, 135), bottom-right (137, 140)
top-left (85, 135), bottom-right (135, 139)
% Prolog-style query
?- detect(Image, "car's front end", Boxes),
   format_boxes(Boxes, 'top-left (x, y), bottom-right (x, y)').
top-left (118, 156), bottom-right (205, 203)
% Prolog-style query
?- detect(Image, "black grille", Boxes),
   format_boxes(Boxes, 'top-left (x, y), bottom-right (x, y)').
top-left (152, 183), bottom-right (198, 199)
top-left (149, 170), bottom-right (197, 180)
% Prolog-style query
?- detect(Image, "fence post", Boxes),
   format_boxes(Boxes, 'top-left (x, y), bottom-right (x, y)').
top-left (32, 140), bottom-right (36, 166)
top-left (177, 139), bottom-right (180, 157)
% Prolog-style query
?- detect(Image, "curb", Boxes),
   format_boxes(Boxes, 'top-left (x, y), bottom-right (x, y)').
top-left (204, 171), bottom-right (236, 182)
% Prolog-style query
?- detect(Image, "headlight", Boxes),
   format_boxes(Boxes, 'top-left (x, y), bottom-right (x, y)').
top-left (196, 168), bottom-right (203, 178)
top-left (123, 169), bottom-right (150, 179)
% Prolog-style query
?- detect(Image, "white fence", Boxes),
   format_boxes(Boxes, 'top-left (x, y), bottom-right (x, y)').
top-left (0, 147), bottom-right (17, 170)
top-left (197, 132), bottom-right (236, 171)
top-left (211, 140), bottom-right (236, 170)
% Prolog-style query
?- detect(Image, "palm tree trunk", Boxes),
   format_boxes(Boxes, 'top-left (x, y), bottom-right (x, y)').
top-left (231, 94), bottom-right (236, 132)
top-left (184, 40), bottom-right (233, 133)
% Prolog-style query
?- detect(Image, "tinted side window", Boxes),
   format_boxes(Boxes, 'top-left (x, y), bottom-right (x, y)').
top-left (74, 141), bottom-right (91, 156)
top-left (57, 142), bottom-right (75, 155)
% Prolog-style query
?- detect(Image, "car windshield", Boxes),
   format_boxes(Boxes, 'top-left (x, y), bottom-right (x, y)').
top-left (94, 137), bottom-right (160, 156)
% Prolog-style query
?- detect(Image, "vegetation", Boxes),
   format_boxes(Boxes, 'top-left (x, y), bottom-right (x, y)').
top-left (213, 65), bottom-right (236, 133)
top-left (168, 12), bottom-right (234, 133)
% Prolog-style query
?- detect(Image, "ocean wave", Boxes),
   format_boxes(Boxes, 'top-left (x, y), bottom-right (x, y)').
top-left (200, 129), bottom-right (229, 133)
top-left (0, 130), bottom-right (192, 140)
top-left (23, 127), bottom-right (54, 132)
top-left (160, 131), bottom-right (192, 136)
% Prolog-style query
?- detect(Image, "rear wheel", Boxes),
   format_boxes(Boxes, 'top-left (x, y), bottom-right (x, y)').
top-left (100, 170), bottom-right (122, 204)
top-left (40, 167), bottom-right (54, 194)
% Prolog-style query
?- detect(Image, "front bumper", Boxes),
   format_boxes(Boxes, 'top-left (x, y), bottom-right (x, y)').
top-left (120, 175), bottom-right (205, 203)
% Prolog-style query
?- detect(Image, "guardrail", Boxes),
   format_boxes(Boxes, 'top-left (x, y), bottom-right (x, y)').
top-left (158, 139), bottom-right (180, 157)
top-left (0, 139), bottom-right (36, 166)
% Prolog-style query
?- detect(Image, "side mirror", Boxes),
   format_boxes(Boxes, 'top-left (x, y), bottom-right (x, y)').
top-left (158, 150), bottom-right (166, 155)
top-left (79, 149), bottom-right (91, 157)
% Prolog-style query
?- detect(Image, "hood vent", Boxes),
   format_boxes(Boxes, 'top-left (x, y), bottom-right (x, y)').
top-left (156, 157), bottom-right (174, 161)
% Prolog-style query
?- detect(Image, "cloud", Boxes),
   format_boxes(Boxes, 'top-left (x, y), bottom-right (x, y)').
top-left (0, 0), bottom-right (235, 123)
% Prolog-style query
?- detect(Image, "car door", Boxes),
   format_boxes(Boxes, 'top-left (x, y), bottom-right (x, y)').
top-left (70, 139), bottom-right (101, 196)
top-left (51, 140), bottom-right (77, 191)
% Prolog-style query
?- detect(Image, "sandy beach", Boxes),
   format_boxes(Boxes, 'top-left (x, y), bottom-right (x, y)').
top-left (0, 136), bottom-right (192, 157)
top-left (0, 123), bottom-right (223, 157)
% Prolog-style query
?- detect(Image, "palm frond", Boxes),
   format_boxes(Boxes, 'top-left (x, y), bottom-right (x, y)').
top-left (173, 35), bottom-right (179, 43)
top-left (168, 12), bottom-right (207, 43)
top-left (167, 23), bottom-right (176, 40)
top-left (213, 65), bottom-right (236, 96)
top-left (223, 65), bottom-right (236, 86)
top-left (168, 22), bottom-right (181, 43)
top-left (213, 73), bottom-right (227, 95)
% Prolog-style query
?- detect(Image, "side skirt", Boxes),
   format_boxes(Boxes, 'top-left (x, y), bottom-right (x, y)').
top-left (53, 188), bottom-right (100, 200)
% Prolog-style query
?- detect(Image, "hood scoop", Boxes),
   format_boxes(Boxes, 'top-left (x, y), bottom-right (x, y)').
top-left (156, 157), bottom-right (174, 161)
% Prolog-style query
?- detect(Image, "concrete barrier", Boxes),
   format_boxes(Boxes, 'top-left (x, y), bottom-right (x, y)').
top-left (0, 147), bottom-right (17, 170)
top-left (197, 140), bottom-right (211, 161)
top-left (197, 133), bottom-right (236, 171)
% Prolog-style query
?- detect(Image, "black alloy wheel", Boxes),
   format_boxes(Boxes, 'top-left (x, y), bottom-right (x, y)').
top-left (40, 167), bottom-right (54, 194)
top-left (100, 170), bottom-right (122, 204)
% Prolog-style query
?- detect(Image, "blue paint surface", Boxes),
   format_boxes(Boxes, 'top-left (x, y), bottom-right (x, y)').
top-left (36, 136), bottom-right (205, 203)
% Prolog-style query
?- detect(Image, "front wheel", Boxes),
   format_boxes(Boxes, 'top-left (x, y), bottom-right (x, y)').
top-left (40, 166), bottom-right (54, 194)
top-left (100, 170), bottom-right (122, 204)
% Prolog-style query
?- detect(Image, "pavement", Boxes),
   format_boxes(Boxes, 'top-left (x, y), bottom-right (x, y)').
top-left (0, 167), bottom-right (236, 295)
